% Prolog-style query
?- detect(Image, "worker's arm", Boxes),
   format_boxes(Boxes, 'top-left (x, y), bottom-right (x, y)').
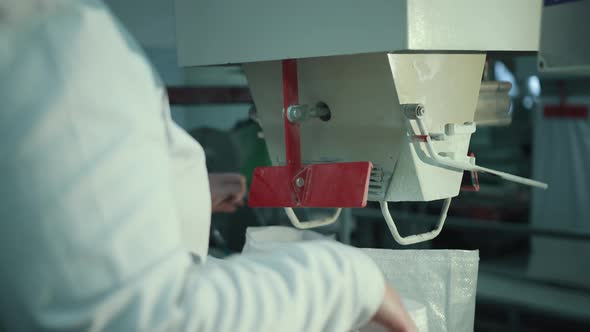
top-left (176, 241), bottom-right (387, 332)
top-left (0, 1), bottom-right (390, 331)
top-left (208, 173), bottom-right (247, 213)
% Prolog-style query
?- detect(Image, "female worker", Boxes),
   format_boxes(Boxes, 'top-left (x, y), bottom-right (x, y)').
top-left (0, 1), bottom-right (416, 331)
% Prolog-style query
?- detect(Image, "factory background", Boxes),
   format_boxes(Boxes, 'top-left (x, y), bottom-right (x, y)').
top-left (105, 1), bottom-right (590, 330)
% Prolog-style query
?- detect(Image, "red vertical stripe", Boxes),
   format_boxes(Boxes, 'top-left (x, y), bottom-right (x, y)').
top-left (282, 59), bottom-right (302, 172)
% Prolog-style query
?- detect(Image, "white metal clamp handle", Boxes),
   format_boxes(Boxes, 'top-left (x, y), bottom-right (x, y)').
top-left (284, 207), bottom-right (342, 229)
top-left (380, 198), bottom-right (452, 245)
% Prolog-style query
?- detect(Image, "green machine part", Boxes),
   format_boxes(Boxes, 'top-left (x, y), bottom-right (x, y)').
top-left (231, 120), bottom-right (271, 189)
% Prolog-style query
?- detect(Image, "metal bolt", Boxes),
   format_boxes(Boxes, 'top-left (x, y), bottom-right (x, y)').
top-left (287, 105), bottom-right (304, 122)
top-left (401, 103), bottom-right (425, 119)
top-left (287, 104), bottom-right (331, 123)
top-left (416, 104), bottom-right (425, 117)
top-left (295, 177), bottom-right (305, 187)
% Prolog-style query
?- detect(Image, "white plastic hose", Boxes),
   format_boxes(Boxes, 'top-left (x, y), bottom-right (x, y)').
top-left (380, 198), bottom-right (452, 245)
top-left (284, 207), bottom-right (342, 229)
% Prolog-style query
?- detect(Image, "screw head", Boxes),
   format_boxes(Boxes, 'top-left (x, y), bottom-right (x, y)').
top-left (295, 177), bottom-right (305, 187)
top-left (416, 104), bottom-right (425, 117)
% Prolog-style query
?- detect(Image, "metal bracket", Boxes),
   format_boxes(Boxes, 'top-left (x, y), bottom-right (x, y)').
top-left (287, 104), bottom-right (331, 123)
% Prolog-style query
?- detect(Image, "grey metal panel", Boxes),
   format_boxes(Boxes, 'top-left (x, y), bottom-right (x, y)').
top-left (175, 0), bottom-right (541, 67)
top-left (175, 0), bottom-right (407, 66)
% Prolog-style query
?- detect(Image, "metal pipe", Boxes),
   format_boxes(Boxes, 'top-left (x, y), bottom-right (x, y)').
top-left (474, 81), bottom-right (513, 126)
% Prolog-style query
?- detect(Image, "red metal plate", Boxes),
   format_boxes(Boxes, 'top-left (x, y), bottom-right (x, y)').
top-left (248, 162), bottom-right (373, 208)
top-left (461, 152), bottom-right (480, 192)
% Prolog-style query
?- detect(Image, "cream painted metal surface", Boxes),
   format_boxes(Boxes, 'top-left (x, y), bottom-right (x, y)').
top-left (244, 53), bottom-right (485, 202)
top-left (175, 0), bottom-right (541, 67)
top-left (387, 53), bottom-right (484, 201)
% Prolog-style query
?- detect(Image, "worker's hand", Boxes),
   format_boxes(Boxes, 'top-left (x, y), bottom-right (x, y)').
top-left (370, 284), bottom-right (418, 332)
top-left (209, 173), bottom-right (247, 213)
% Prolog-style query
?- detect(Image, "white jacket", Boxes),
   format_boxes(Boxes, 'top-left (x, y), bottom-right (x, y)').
top-left (0, 1), bottom-right (385, 331)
